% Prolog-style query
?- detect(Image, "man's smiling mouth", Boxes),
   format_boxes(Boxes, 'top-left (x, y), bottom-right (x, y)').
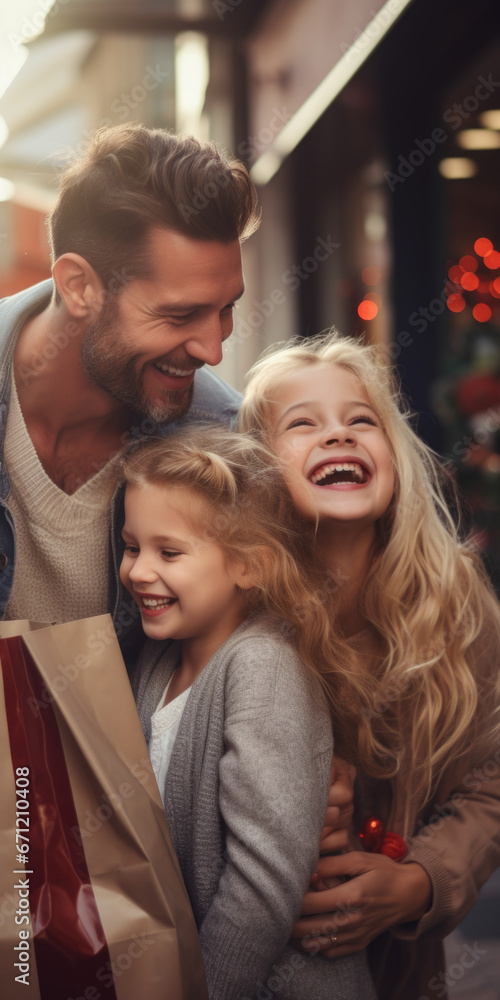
top-left (309, 462), bottom-right (369, 486)
top-left (153, 362), bottom-right (197, 376)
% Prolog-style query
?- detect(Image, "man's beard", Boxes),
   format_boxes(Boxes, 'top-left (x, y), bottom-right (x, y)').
top-left (81, 300), bottom-right (196, 425)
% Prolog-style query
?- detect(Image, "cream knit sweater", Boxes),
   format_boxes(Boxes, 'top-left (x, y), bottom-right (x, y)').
top-left (4, 375), bottom-right (118, 623)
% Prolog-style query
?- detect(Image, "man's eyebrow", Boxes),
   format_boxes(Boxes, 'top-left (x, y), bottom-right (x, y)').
top-left (156, 286), bottom-right (245, 315)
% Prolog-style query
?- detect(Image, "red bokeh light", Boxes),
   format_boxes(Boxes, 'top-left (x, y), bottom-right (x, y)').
top-left (494, 277), bottom-right (500, 295)
top-left (448, 265), bottom-right (464, 284)
top-left (361, 266), bottom-right (381, 285)
top-left (490, 281), bottom-right (500, 299)
top-left (460, 272), bottom-right (479, 291)
top-left (472, 303), bottom-right (492, 323)
top-left (447, 293), bottom-right (466, 313)
top-left (474, 237), bottom-right (494, 257)
top-left (459, 255), bottom-right (478, 272)
top-left (484, 250), bottom-right (500, 270)
top-left (357, 300), bottom-right (378, 321)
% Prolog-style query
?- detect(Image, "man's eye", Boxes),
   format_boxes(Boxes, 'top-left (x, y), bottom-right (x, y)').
top-left (167, 313), bottom-right (195, 324)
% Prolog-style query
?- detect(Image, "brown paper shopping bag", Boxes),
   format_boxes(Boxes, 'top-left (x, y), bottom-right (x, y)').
top-left (0, 615), bottom-right (208, 1000)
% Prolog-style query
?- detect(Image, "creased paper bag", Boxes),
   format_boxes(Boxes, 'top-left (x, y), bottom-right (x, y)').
top-left (0, 615), bottom-right (208, 1000)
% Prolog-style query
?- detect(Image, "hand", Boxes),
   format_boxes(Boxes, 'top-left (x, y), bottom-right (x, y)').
top-left (291, 852), bottom-right (432, 957)
top-left (319, 756), bottom-right (356, 854)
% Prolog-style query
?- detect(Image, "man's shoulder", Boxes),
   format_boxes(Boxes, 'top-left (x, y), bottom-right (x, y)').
top-left (0, 280), bottom-right (53, 319)
top-left (182, 366), bottom-right (242, 426)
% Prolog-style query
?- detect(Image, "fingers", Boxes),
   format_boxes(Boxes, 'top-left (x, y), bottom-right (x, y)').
top-left (292, 906), bottom-right (362, 946)
top-left (299, 878), bottom-right (359, 915)
top-left (327, 783), bottom-right (355, 810)
top-left (330, 756), bottom-right (356, 787)
top-left (324, 804), bottom-right (353, 828)
top-left (313, 851), bottom-right (368, 881)
top-left (319, 829), bottom-right (351, 853)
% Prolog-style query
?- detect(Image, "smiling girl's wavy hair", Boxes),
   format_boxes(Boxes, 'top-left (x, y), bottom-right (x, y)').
top-left (239, 331), bottom-right (500, 830)
top-left (121, 425), bottom-right (335, 696)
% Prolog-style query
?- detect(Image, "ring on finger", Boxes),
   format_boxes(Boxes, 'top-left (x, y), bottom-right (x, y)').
top-left (329, 934), bottom-right (338, 946)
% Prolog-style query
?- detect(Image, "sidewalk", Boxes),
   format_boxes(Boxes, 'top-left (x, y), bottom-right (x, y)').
top-left (443, 869), bottom-right (500, 999)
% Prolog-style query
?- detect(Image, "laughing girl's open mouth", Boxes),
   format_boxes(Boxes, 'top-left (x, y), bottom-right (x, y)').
top-left (309, 461), bottom-right (369, 486)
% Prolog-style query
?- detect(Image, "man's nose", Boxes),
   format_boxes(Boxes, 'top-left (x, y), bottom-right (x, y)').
top-left (184, 313), bottom-right (230, 367)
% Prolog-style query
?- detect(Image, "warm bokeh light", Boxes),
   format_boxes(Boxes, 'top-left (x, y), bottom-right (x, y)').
top-left (361, 266), bottom-right (381, 285)
top-left (457, 129), bottom-right (500, 150)
top-left (460, 272), bottom-right (479, 291)
top-left (493, 277), bottom-right (500, 295)
top-left (459, 255), bottom-right (478, 272)
top-left (357, 300), bottom-right (378, 321)
top-left (480, 109), bottom-right (500, 130)
top-left (447, 293), bottom-right (466, 313)
top-left (472, 303), bottom-right (492, 323)
top-left (448, 265), bottom-right (464, 283)
top-left (484, 250), bottom-right (500, 270)
top-left (490, 281), bottom-right (500, 299)
top-left (474, 237), bottom-right (494, 256)
top-left (438, 157), bottom-right (477, 179)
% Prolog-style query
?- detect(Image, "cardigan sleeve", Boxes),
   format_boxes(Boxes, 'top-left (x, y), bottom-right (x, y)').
top-left (394, 601), bottom-right (500, 941)
top-left (198, 633), bottom-right (333, 1000)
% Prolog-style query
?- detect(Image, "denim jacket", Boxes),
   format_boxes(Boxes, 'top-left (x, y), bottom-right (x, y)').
top-left (0, 280), bottom-right (241, 661)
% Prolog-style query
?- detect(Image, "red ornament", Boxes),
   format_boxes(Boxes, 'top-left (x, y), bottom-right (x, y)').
top-left (359, 816), bottom-right (385, 852)
top-left (380, 832), bottom-right (407, 861)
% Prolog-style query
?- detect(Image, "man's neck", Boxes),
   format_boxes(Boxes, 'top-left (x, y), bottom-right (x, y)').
top-left (13, 300), bottom-right (131, 493)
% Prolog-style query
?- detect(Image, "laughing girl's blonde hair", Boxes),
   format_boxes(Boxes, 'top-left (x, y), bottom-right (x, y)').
top-left (240, 331), bottom-right (500, 830)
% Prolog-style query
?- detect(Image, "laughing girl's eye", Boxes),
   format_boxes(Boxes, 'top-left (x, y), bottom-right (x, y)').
top-left (351, 414), bottom-right (377, 426)
top-left (162, 550), bottom-right (181, 559)
top-left (286, 417), bottom-right (313, 429)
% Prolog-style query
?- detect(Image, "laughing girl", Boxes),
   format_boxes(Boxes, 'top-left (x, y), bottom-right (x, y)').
top-left (240, 331), bottom-right (500, 1000)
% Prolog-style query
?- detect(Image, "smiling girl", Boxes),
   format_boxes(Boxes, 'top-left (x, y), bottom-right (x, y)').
top-left (119, 426), bottom-right (376, 1000)
top-left (239, 331), bottom-right (500, 1000)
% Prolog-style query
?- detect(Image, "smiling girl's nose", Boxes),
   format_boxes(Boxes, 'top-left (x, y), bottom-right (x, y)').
top-left (128, 552), bottom-right (158, 584)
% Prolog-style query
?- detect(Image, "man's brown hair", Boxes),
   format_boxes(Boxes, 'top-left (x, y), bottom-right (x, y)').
top-left (48, 123), bottom-right (260, 291)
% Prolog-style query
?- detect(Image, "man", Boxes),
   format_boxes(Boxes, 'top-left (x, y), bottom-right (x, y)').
top-left (0, 123), bottom-right (260, 657)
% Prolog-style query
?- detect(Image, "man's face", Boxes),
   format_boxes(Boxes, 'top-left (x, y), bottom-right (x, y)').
top-left (82, 227), bottom-right (244, 423)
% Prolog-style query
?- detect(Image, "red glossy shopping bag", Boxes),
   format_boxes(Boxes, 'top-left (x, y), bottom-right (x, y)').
top-left (0, 616), bottom-right (208, 1000)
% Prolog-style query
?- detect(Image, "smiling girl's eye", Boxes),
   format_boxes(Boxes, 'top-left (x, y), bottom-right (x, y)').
top-left (123, 543), bottom-right (139, 554)
top-left (162, 550), bottom-right (181, 559)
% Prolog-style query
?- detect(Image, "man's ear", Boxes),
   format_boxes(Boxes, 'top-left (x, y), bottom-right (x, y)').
top-left (52, 253), bottom-right (105, 322)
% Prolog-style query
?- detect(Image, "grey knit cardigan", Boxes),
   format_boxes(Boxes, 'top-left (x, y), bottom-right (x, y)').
top-left (133, 614), bottom-right (376, 1000)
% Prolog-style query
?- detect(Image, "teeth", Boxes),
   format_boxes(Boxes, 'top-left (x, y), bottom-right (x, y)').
top-left (142, 597), bottom-right (175, 608)
top-left (310, 462), bottom-right (367, 484)
top-left (154, 363), bottom-right (195, 376)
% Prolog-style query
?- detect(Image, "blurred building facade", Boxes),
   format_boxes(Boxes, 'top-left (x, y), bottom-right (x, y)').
top-left (1, 0), bottom-right (500, 581)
